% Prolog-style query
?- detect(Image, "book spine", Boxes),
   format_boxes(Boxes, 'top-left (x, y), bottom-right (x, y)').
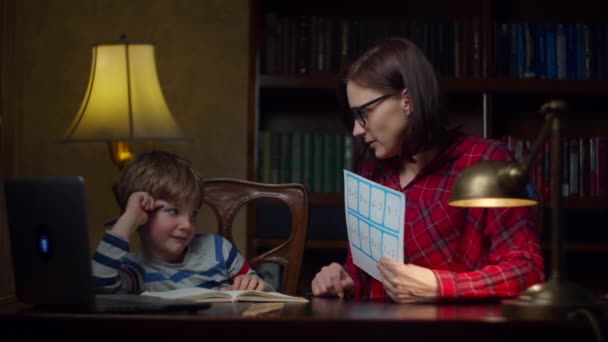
top-left (568, 137), bottom-right (579, 196)
top-left (589, 137), bottom-right (597, 197)
top-left (565, 23), bottom-right (577, 80)
top-left (335, 134), bottom-right (345, 192)
top-left (279, 133), bottom-right (292, 183)
top-left (536, 22), bottom-right (547, 79)
top-left (556, 23), bottom-right (567, 80)
top-left (270, 133), bottom-right (281, 184)
top-left (312, 133), bottom-right (324, 192)
top-left (562, 138), bottom-right (570, 197)
top-left (596, 136), bottom-right (608, 197)
top-left (322, 133), bottom-right (336, 192)
top-left (579, 137), bottom-right (590, 197)
top-left (259, 131), bottom-right (272, 183)
top-left (545, 22), bottom-right (557, 80)
top-left (291, 132), bottom-right (303, 184)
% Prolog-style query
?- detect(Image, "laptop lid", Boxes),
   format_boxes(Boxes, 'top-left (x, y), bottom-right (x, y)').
top-left (5, 176), bottom-right (211, 313)
top-left (4, 176), bottom-right (97, 312)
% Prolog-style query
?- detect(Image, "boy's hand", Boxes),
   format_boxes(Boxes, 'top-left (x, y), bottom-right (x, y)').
top-left (110, 192), bottom-right (163, 240)
top-left (222, 275), bottom-right (266, 291)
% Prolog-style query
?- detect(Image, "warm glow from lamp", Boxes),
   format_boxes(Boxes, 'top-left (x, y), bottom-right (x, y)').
top-left (63, 36), bottom-right (189, 169)
top-left (450, 198), bottom-right (537, 207)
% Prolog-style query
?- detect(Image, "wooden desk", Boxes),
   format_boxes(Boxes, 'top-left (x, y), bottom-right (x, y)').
top-left (1, 297), bottom-right (605, 341)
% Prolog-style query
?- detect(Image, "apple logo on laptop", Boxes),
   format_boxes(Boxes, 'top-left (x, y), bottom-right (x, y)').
top-left (36, 225), bottom-right (52, 260)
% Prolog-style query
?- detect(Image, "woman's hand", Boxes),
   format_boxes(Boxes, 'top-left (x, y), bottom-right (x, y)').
top-left (311, 262), bottom-right (354, 298)
top-left (223, 275), bottom-right (266, 291)
top-left (377, 257), bottom-right (438, 303)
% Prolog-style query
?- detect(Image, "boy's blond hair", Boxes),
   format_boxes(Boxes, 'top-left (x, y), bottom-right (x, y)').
top-left (114, 150), bottom-right (203, 211)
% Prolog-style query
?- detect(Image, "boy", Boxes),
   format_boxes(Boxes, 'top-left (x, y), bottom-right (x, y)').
top-left (92, 150), bottom-right (267, 293)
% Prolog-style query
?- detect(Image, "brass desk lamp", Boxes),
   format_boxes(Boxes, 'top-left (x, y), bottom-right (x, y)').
top-left (449, 100), bottom-right (602, 319)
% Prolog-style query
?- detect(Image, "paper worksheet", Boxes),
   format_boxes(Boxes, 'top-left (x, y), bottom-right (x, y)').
top-left (343, 170), bottom-right (405, 281)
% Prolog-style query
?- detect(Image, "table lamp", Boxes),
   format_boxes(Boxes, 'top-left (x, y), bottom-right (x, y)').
top-left (62, 35), bottom-right (190, 169)
top-left (449, 100), bottom-right (602, 319)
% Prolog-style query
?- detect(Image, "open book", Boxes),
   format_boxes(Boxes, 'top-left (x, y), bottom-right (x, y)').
top-left (140, 287), bottom-right (308, 303)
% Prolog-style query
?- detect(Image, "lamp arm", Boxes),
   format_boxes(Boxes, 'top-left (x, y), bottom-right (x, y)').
top-left (528, 100), bottom-right (566, 283)
top-left (523, 100), bottom-right (567, 175)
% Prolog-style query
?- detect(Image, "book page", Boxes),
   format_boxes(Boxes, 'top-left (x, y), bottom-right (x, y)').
top-left (140, 287), bottom-right (232, 302)
top-left (227, 290), bottom-right (308, 303)
top-left (343, 170), bottom-right (405, 281)
top-left (140, 288), bottom-right (308, 303)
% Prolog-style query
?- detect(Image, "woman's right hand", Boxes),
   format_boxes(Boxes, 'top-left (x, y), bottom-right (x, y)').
top-left (311, 262), bottom-right (354, 298)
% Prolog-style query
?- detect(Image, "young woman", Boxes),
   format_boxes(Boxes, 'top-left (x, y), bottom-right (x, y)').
top-left (311, 38), bottom-right (544, 302)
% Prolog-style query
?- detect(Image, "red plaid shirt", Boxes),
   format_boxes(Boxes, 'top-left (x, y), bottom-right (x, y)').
top-left (344, 134), bottom-right (544, 300)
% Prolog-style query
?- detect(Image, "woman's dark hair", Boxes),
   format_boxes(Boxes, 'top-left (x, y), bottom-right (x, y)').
top-left (344, 37), bottom-right (455, 166)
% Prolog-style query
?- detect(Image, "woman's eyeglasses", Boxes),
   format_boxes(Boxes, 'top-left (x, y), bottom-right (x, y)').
top-left (351, 92), bottom-right (398, 126)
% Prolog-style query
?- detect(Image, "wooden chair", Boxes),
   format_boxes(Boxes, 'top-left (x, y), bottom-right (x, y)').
top-left (201, 178), bottom-right (309, 295)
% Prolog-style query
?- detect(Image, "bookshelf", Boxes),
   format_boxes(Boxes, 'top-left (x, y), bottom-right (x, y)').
top-left (248, 0), bottom-right (608, 292)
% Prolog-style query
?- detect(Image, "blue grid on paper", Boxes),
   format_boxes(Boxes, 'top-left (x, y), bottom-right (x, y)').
top-left (345, 173), bottom-right (404, 263)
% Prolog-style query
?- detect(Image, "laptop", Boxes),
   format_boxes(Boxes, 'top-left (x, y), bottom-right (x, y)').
top-left (4, 176), bottom-right (209, 313)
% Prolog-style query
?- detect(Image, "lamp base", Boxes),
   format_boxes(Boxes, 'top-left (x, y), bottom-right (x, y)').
top-left (502, 281), bottom-right (604, 320)
top-left (108, 141), bottom-right (133, 170)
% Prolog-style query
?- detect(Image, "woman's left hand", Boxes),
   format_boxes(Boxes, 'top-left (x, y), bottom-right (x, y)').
top-left (377, 257), bottom-right (438, 303)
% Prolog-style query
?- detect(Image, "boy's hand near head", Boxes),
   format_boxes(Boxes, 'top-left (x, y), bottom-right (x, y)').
top-left (110, 191), bottom-right (163, 240)
top-left (221, 275), bottom-right (267, 291)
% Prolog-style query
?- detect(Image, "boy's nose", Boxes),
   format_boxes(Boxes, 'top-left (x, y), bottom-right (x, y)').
top-left (177, 216), bottom-right (194, 230)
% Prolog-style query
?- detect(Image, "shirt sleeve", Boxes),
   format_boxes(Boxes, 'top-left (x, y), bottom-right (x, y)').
top-left (432, 205), bottom-right (545, 299)
top-left (91, 230), bottom-right (141, 294)
top-left (432, 140), bottom-right (545, 299)
top-left (219, 236), bottom-right (274, 291)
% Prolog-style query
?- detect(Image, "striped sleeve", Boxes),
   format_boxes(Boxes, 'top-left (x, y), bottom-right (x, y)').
top-left (216, 235), bottom-right (273, 290)
top-left (217, 235), bottom-right (253, 279)
top-left (91, 230), bottom-right (139, 294)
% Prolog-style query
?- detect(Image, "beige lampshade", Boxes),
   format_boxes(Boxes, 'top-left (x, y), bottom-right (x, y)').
top-left (63, 42), bottom-right (189, 142)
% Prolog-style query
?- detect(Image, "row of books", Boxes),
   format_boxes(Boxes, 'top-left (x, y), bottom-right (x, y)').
top-left (261, 13), bottom-right (481, 78)
top-left (257, 131), bottom-right (355, 193)
top-left (494, 22), bottom-right (608, 80)
top-left (504, 135), bottom-right (608, 198)
top-left (262, 12), bottom-right (608, 82)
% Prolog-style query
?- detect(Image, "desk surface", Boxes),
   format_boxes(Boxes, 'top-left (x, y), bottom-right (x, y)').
top-left (1, 297), bottom-right (605, 341)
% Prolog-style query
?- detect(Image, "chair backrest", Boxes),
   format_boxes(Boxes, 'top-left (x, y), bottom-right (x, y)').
top-left (201, 178), bottom-right (309, 295)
